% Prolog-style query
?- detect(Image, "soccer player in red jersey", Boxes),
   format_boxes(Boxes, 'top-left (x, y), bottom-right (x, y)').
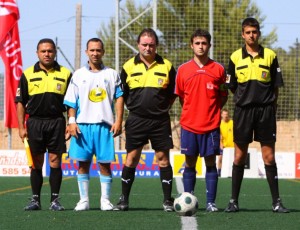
top-left (175, 29), bottom-right (228, 212)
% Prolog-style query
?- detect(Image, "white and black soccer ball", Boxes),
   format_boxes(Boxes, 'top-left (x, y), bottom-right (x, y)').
top-left (174, 192), bottom-right (198, 216)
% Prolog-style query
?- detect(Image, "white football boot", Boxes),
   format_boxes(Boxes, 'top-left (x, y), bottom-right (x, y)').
top-left (100, 198), bottom-right (114, 211)
top-left (74, 198), bottom-right (90, 211)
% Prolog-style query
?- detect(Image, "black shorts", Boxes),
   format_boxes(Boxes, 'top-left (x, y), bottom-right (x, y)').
top-left (27, 117), bottom-right (66, 155)
top-left (125, 113), bottom-right (173, 151)
top-left (233, 104), bottom-right (276, 144)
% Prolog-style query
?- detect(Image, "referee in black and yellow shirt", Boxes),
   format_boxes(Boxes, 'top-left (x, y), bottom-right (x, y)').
top-left (113, 28), bottom-right (177, 212)
top-left (224, 18), bottom-right (289, 213)
top-left (15, 38), bottom-right (72, 211)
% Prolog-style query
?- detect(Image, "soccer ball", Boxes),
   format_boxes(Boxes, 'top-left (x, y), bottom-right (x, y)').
top-left (174, 192), bottom-right (198, 216)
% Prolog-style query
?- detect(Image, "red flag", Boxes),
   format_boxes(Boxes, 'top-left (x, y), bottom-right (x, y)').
top-left (0, 0), bottom-right (23, 128)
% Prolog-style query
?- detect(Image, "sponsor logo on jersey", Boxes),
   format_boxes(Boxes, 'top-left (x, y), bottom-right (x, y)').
top-left (261, 71), bottom-right (267, 79)
top-left (89, 87), bottom-right (107, 102)
top-left (207, 82), bottom-right (214, 90)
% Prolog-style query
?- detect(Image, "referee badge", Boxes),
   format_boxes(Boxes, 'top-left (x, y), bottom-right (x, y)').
top-left (56, 83), bottom-right (62, 91)
top-left (158, 78), bottom-right (163, 86)
top-left (261, 71), bottom-right (267, 79)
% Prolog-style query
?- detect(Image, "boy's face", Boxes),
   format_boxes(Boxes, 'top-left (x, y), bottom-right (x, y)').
top-left (191, 36), bottom-right (211, 58)
top-left (242, 25), bottom-right (260, 46)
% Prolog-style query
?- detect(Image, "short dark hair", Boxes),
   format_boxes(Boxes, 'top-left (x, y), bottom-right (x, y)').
top-left (37, 38), bottom-right (56, 50)
top-left (86, 38), bottom-right (104, 50)
top-left (190, 29), bottom-right (211, 44)
top-left (242, 17), bottom-right (260, 32)
top-left (137, 28), bottom-right (159, 45)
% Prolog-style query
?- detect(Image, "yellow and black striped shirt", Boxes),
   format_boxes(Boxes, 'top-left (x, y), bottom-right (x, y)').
top-left (121, 54), bottom-right (176, 118)
top-left (15, 61), bottom-right (72, 118)
top-left (227, 45), bottom-right (283, 107)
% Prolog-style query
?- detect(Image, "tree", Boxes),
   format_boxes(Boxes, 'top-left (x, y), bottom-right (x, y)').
top-left (98, 0), bottom-right (277, 70)
top-left (97, 0), bottom-right (280, 120)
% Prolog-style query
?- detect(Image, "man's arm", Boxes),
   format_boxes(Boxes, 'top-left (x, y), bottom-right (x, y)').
top-left (17, 102), bottom-right (26, 140)
top-left (120, 68), bottom-right (129, 101)
top-left (270, 55), bottom-right (283, 111)
top-left (227, 58), bottom-right (237, 94)
top-left (15, 73), bottom-right (28, 141)
top-left (274, 87), bottom-right (279, 112)
top-left (67, 107), bottom-right (81, 139)
top-left (168, 65), bottom-right (178, 106)
top-left (111, 96), bottom-right (124, 137)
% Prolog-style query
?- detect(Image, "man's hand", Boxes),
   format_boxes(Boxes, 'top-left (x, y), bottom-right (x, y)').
top-left (65, 125), bottom-right (71, 141)
top-left (110, 122), bottom-right (122, 137)
top-left (68, 123), bottom-right (81, 139)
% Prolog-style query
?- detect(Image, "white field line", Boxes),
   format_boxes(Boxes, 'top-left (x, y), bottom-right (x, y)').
top-left (175, 177), bottom-right (198, 230)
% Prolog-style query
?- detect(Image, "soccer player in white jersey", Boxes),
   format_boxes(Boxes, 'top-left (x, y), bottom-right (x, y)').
top-left (64, 38), bottom-right (124, 211)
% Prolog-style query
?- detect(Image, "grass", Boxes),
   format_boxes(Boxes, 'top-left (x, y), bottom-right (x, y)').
top-left (0, 177), bottom-right (299, 230)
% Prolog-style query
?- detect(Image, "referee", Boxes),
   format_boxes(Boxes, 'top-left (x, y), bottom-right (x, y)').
top-left (113, 28), bottom-right (177, 212)
top-left (224, 18), bottom-right (289, 213)
top-left (15, 38), bottom-right (72, 211)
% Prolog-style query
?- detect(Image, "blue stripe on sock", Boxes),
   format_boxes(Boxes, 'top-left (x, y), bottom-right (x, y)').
top-left (100, 174), bottom-right (112, 183)
top-left (78, 174), bottom-right (89, 182)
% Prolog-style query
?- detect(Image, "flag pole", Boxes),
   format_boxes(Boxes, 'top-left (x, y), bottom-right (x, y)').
top-left (8, 128), bottom-right (12, 149)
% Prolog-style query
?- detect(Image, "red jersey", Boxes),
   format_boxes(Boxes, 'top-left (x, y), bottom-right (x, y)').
top-left (175, 59), bottom-right (227, 134)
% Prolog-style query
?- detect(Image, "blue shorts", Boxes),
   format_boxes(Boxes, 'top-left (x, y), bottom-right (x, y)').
top-left (68, 123), bottom-right (115, 163)
top-left (180, 127), bottom-right (220, 157)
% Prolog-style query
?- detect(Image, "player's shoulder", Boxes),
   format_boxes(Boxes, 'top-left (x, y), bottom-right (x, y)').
top-left (230, 48), bottom-right (246, 64)
top-left (230, 48), bottom-right (243, 58)
top-left (263, 47), bottom-right (277, 58)
top-left (71, 65), bottom-right (89, 81)
top-left (23, 65), bottom-right (35, 75)
top-left (210, 59), bottom-right (225, 70)
top-left (160, 57), bottom-right (175, 72)
top-left (73, 65), bottom-right (87, 75)
top-left (161, 57), bottom-right (173, 66)
top-left (103, 65), bottom-right (118, 73)
top-left (123, 56), bottom-right (136, 68)
top-left (177, 59), bottom-right (194, 71)
top-left (59, 65), bottom-right (72, 75)
top-left (103, 66), bottom-right (119, 79)
top-left (59, 64), bottom-right (71, 71)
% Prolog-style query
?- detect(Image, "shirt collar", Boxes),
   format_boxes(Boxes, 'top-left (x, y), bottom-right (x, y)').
top-left (86, 61), bottom-right (105, 71)
top-left (33, 61), bottom-right (61, 72)
top-left (133, 53), bottom-right (165, 65)
top-left (242, 45), bottom-right (264, 59)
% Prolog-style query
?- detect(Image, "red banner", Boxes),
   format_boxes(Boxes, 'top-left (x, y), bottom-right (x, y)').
top-left (0, 0), bottom-right (23, 128)
top-left (296, 153), bottom-right (300, 178)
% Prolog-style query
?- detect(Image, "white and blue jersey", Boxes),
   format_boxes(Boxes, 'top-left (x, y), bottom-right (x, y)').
top-left (64, 63), bottom-right (123, 162)
top-left (63, 63), bottom-right (123, 125)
